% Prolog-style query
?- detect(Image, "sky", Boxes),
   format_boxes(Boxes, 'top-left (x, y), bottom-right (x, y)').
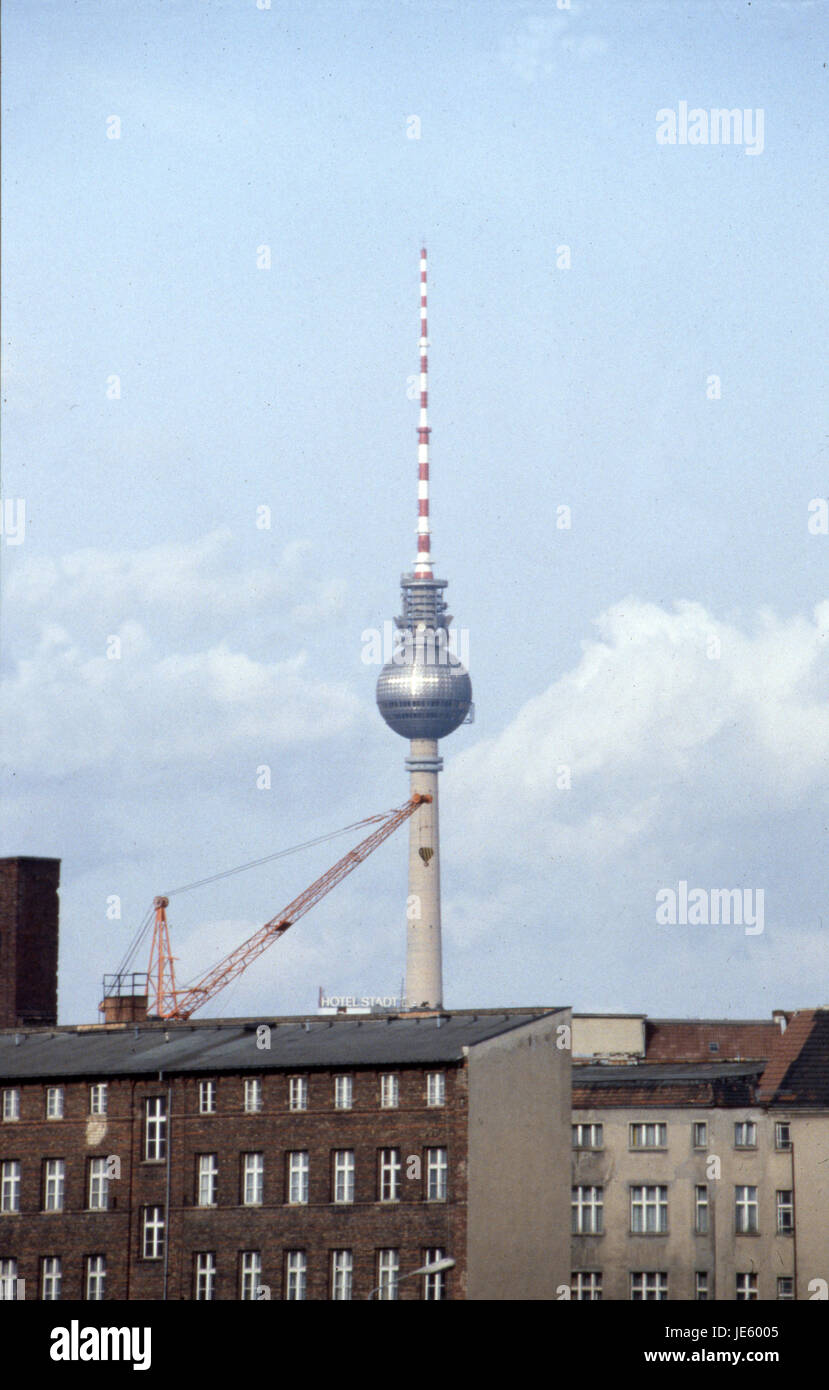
top-left (1, 0), bottom-right (828, 1026)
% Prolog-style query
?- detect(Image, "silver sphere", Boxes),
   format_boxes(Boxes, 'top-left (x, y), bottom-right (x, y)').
top-left (376, 639), bottom-right (472, 741)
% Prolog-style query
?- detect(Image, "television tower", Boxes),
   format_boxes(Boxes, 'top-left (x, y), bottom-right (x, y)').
top-left (376, 249), bottom-right (472, 1010)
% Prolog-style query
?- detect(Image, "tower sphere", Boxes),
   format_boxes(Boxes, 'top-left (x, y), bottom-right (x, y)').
top-left (376, 641), bottom-right (472, 741)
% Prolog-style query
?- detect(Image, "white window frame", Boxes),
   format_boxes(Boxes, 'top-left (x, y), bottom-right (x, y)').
top-left (195, 1252), bottom-right (216, 1301)
top-left (572, 1122), bottom-right (603, 1149)
top-left (144, 1096), bottom-right (167, 1161)
top-left (240, 1251), bottom-right (262, 1301)
top-left (776, 1189), bottom-right (794, 1234)
top-left (377, 1248), bottom-right (399, 1301)
top-left (571, 1271), bottom-right (602, 1301)
top-left (89, 1083), bottom-right (108, 1116)
top-left (86, 1255), bottom-right (106, 1301)
top-left (694, 1184), bottom-right (709, 1234)
top-left (285, 1250), bottom-right (306, 1301)
top-left (695, 1271), bottom-right (709, 1301)
top-left (287, 1151), bottom-right (309, 1205)
top-left (2, 1089), bottom-right (20, 1122)
top-left (692, 1122), bottom-right (707, 1149)
top-left (380, 1074), bottom-right (399, 1109)
top-left (735, 1185), bottom-right (759, 1234)
top-left (1, 1161), bottom-right (21, 1214)
top-left (46, 1087), bottom-right (64, 1120)
top-left (630, 1185), bottom-right (668, 1234)
top-left (199, 1080), bottom-right (217, 1115)
top-left (629, 1122), bottom-right (667, 1149)
top-left (288, 1076), bottom-right (307, 1112)
top-left (331, 1249), bottom-right (353, 1301)
top-left (244, 1078), bottom-right (263, 1114)
top-left (734, 1120), bottom-right (756, 1148)
top-left (775, 1121), bottom-right (792, 1151)
top-left (243, 1152), bottom-right (264, 1207)
top-left (423, 1247), bottom-right (447, 1300)
top-left (334, 1075), bottom-right (353, 1111)
top-left (426, 1148), bottom-right (448, 1202)
top-left (379, 1148), bottom-right (401, 1203)
top-left (571, 1185), bottom-right (603, 1235)
top-left (41, 1256), bottom-right (62, 1301)
top-left (777, 1276), bottom-right (794, 1301)
top-left (333, 1150), bottom-right (355, 1205)
top-left (88, 1157), bottom-right (109, 1211)
top-left (197, 1153), bottom-right (218, 1208)
top-left (736, 1272), bottom-right (758, 1300)
top-left (0, 1259), bottom-right (20, 1301)
top-left (142, 1205), bottom-right (165, 1260)
top-left (426, 1072), bottom-right (445, 1107)
top-left (44, 1158), bottom-right (65, 1212)
top-left (630, 1271), bottom-right (667, 1301)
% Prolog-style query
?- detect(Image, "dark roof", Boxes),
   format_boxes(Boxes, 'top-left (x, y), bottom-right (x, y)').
top-left (573, 1061), bottom-right (763, 1109)
top-left (773, 1010), bottom-right (829, 1107)
top-left (0, 1010), bottom-right (564, 1081)
top-left (575, 1062), bottom-right (764, 1084)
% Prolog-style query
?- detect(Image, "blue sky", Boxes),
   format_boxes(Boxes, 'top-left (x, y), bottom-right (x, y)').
top-left (2, 0), bottom-right (828, 1025)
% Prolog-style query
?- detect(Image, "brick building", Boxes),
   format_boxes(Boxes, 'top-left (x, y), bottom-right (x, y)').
top-left (0, 1007), bottom-right (571, 1301)
top-left (0, 858), bottom-right (60, 1029)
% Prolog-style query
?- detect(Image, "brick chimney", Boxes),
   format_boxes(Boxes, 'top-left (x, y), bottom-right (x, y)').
top-left (0, 857), bottom-right (60, 1027)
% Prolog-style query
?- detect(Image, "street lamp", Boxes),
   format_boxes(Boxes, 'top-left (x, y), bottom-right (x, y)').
top-left (367, 1256), bottom-right (455, 1300)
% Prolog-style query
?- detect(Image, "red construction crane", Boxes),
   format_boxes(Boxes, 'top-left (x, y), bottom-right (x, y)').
top-left (145, 793), bottom-right (430, 1020)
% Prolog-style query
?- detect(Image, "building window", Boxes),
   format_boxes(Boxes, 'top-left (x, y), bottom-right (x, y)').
top-left (692, 1122), bottom-right (707, 1149)
top-left (144, 1096), bottom-right (167, 1162)
top-left (380, 1074), bottom-right (399, 1109)
top-left (86, 1255), bottom-right (106, 1301)
top-left (2, 1089), bottom-right (20, 1122)
top-left (630, 1271), bottom-right (667, 1301)
top-left (735, 1185), bottom-right (759, 1234)
top-left (571, 1272), bottom-right (602, 1301)
top-left (572, 1186), bottom-right (603, 1235)
top-left (197, 1154), bottom-right (218, 1208)
top-left (0, 1259), bottom-right (20, 1301)
top-left (43, 1159), bottom-right (65, 1212)
top-left (777, 1276), bottom-right (794, 1300)
top-left (694, 1185), bottom-right (709, 1235)
top-left (695, 1271), bottom-right (709, 1301)
top-left (88, 1157), bottom-right (109, 1211)
top-left (331, 1249), bottom-right (353, 1301)
top-left (244, 1079), bottom-right (262, 1114)
top-left (736, 1272), bottom-right (758, 1300)
top-left (426, 1148), bottom-right (448, 1202)
top-left (775, 1122), bottom-right (792, 1151)
top-left (630, 1185), bottom-right (668, 1234)
top-left (287, 1151), bottom-right (309, 1205)
top-left (379, 1148), bottom-right (401, 1203)
top-left (423, 1248), bottom-right (447, 1301)
top-left (333, 1150), bottom-right (355, 1205)
top-left (46, 1087), bottom-right (64, 1120)
top-left (194, 1252), bottom-right (216, 1301)
top-left (89, 1084), bottom-right (108, 1116)
top-left (377, 1249), bottom-right (399, 1301)
top-left (629, 1123), bottom-right (666, 1149)
top-left (776, 1190), bottom-right (794, 1234)
top-left (41, 1257), bottom-right (62, 1301)
top-left (426, 1072), bottom-right (445, 1107)
top-left (240, 1251), bottom-right (262, 1301)
top-left (734, 1121), bottom-right (756, 1148)
top-left (288, 1076), bottom-right (307, 1112)
top-left (243, 1153), bottom-right (264, 1207)
top-left (572, 1123), bottom-right (603, 1149)
top-left (199, 1080), bottom-right (217, 1115)
top-left (1, 1161), bottom-right (21, 1214)
top-left (285, 1251), bottom-right (307, 1301)
top-left (142, 1206), bottom-right (165, 1260)
top-left (334, 1075), bottom-right (353, 1110)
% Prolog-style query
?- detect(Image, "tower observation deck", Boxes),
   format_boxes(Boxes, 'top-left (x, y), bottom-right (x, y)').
top-left (375, 249), bottom-right (472, 1010)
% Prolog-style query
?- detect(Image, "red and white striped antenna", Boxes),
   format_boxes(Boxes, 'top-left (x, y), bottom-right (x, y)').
top-left (415, 246), bottom-right (433, 579)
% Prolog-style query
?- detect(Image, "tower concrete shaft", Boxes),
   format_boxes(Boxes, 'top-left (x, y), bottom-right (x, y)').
top-left (405, 740), bottom-right (443, 1009)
